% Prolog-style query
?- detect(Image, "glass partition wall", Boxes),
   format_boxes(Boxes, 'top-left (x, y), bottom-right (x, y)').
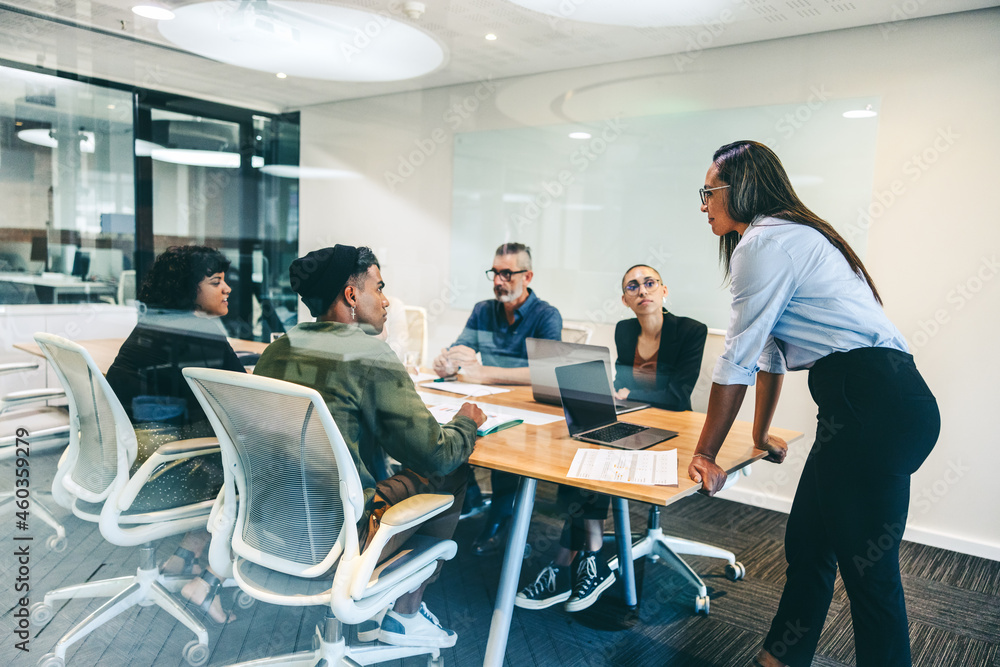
top-left (0, 62), bottom-right (300, 341)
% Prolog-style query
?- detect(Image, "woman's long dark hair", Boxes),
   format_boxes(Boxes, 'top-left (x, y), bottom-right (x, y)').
top-left (138, 245), bottom-right (231, 310)
top-left (713, 140), bottom-right (882, 305)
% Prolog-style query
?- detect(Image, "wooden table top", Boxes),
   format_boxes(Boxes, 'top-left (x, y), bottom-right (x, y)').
top-left (13, 337), bottom-right (269, 375)
top-left (434, 383), bottom-right (804, 507)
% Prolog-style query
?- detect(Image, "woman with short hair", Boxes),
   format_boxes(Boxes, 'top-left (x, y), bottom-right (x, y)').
top-left (689, 141), bottom-right (939, 667)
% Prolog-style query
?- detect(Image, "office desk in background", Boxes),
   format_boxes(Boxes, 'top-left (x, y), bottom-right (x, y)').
top-left (435, 384), bottom-right (803, 667)
top-left (0, 272), bottom-right (118, 304)
top-left (14, 336), bottom-right (269, 375)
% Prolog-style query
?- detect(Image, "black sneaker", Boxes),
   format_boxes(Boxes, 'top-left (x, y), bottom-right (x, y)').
top-left (515, 562), bottom-right (571, 610)
top-left (564, 551), bottom-right (616, 612)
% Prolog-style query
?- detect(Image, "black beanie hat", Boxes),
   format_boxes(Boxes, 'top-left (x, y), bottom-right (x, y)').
top-left (288, 245), bottom-right (360, 317)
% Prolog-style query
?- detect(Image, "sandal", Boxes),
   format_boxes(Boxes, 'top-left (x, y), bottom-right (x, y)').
top-left (183, 571), bottom-right (235, 626)
top-left (162, 546), bottom-right (201, 576)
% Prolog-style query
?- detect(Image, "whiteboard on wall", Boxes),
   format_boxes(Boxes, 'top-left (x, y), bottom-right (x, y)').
top-left (450, 97), bottom-right (880, 331)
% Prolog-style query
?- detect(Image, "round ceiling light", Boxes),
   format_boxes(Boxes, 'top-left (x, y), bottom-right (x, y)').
top-left (159, 1), bottom-right (446, 82)
top-left (132, 5), bottom-right (176, 21)
top-left (507, 0), bottom-right (735, 27)
top-left (18, 128), bottom-right (96, 153)
top-left (843, 105), bottom-right (878, 119)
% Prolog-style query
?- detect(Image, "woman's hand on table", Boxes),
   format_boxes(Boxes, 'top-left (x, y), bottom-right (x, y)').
top-left (754, 434), bottom-right (788, 464)
top-left (688, 455), bottom-right (728, 496)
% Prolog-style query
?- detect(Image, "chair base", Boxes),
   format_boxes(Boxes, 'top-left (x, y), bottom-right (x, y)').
top-left (0, 492), bottom-right (67, 551)
top-left (32, 545), bottom-right (209, 666)
top-left (223, 612), bottom-right (442, 667)
top-left (608, 506), bottom-right (745, 616)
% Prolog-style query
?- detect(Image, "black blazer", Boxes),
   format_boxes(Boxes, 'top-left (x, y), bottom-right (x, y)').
top-left (613, 309), bottom-right (708, 412)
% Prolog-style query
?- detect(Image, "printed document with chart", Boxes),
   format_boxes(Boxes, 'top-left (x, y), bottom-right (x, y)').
top-left (567, 448), bottom-right (678, 486)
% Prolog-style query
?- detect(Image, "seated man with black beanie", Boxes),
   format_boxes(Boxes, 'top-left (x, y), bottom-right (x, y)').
top-left (254, 244), bottom-right (486, 649)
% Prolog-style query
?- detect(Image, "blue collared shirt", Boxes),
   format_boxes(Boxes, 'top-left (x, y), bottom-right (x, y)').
top-left (452, 289), bottom-right (562, 367)
top-left (713, 218), bottom-right (908, 386)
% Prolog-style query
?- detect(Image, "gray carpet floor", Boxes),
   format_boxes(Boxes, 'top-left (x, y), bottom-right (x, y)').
top-left (3, 456), bottom-right (999, 667)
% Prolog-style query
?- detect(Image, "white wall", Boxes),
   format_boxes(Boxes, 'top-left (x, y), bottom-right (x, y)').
top-left (299, 9), bottom-right (1000, 559)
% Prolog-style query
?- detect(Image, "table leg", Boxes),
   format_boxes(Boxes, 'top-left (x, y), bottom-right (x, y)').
top-left (483, 476), bottom-right (536, 667)
top-left (611, 497), bottom-right (638, 607)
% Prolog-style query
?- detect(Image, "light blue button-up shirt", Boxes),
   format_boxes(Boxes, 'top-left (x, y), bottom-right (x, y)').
top-left (712, 218), bottom-right (908, 386)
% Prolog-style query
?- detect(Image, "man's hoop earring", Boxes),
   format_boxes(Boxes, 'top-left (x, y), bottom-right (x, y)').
top-left (351, 306), bottom-right (356, 320)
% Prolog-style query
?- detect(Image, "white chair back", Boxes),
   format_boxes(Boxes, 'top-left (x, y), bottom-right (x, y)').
top-left (561, 321), bottom-right (594, 345)
top-left (183, 368), bottom-right (366, 579)
top-left (403, 305), bottom-right (429, 368)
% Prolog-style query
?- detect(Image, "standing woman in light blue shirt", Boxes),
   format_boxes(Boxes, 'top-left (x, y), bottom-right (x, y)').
top-left (688, 141), bottom-right (940, 667)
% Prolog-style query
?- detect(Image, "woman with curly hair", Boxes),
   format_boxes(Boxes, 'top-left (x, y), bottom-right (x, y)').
top-left (106, 245), bottom-right (245, 626)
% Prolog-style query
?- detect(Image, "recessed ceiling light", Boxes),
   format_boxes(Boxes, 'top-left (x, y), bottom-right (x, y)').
top-left (18, 128), bottom-right (96, 153)
top-left (107, 104), bottom-right (116, 109)
top-left (276, 72), bottom-right (287, 79)
top-left (132, 5), bottom-right (176, 21)
top-left (151, 149), bottom-right (241, 168)
top-left (843, 105), bottom-right (877, 119)
top-left (508, 0), bottom-right (735, 27)
top-left (485, 33), bottom-right (497, 41)
top-left (568, 132), bottom-right (591, 139)
top-left (159, 1), bottom-right (445, 82)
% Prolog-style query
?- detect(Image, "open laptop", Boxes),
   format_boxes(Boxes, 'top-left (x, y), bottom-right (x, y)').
top-left (555, 359), bottom-right (677, 450)
top-left (526, 338), bottom-right (649, 415)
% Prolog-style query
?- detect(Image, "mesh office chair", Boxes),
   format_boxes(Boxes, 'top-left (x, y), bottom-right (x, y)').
top-left (183, 367), bottom-right (459, 667)
top-left (0, 361), bottom-right (70, 551)
top-left (29, 333), bottom-right (220, 667)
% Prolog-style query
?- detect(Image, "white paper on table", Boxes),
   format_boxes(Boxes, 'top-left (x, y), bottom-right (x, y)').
top-left (409, 372), bottom-right (438, 385)
top-left (418, 381), bottom-right (510, 397)
top-left (417, 391), bottom-right (562, 426)
top-left (566, 449), bottom-right (678, 486)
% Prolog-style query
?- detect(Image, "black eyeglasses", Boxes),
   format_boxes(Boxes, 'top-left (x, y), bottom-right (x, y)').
top-left (486, 268), bottom-right (528, 282)
top-left (699, 184), bottom-right (730, 205)
top-left (623, 278), bottom-right (661, 295)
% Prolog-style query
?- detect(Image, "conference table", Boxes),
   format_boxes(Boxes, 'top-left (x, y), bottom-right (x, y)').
top-left (17, 336), bottom-right (803, 666)
top-left (0, 272), bottom-right (118, 303)
top-left (424, 383), bottom-right (803, 667)
top-left (13, 337), bottom-right (269, 375)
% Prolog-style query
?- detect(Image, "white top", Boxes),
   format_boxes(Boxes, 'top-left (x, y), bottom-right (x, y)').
top-left (712, 218), bottom-right (908, 386)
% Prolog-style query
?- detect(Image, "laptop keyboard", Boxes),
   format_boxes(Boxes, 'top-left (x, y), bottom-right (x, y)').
top-left (585, 422), bottom-right (647, 443)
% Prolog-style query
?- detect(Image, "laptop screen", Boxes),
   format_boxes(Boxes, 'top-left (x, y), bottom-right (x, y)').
top-left (555, 360), bottom-right (618, 436)
top-left (526, 337), bottom-right (614, 406)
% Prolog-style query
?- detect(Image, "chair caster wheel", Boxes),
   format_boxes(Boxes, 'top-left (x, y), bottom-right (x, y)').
top-left (37, 654), bottom-right (64, 667)
top-left (235, 590), bottom-right (256, 609)
top-left (183, 639), bottom-right (210, 667)
top-left (725, 562), bottom-right (746, 581)
top-left (695, 595), bottom-right (710, 615)
top-left (427, 651), bottom-right (443, 667)
top-left (46, 535), bottom-right (68, 552)
top-left (30, 601), bottom-right (54, 626)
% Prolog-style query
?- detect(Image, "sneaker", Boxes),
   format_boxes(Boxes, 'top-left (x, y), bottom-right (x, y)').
top-left (564, 551), bottom-right (616, 612)
top-left (378, 602), bottom-right (457, 648)
top-left (356, 604), bottom-right (390, 642)
top-left (515, 562), bottom-right (571, 610)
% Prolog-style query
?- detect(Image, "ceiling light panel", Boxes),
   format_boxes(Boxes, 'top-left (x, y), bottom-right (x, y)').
top-left (158, 1), bottom-right (446, 82)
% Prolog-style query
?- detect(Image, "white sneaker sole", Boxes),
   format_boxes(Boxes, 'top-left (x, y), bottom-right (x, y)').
top-left (378, 629), bottom-right (458, 649)
top-left (514, 590), bottom-right (571, 610)
top-left (564, 572), bottom-right (616, 612)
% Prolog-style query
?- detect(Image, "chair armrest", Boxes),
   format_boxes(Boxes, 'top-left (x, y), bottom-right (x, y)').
top-left (348, 493), bottom-right (453, 600)
top-left (1, 388), bottom-right (66, 410)
top-left (0, 362), bottom-right (40, 376)
top-left (117, 437), bottom-right (220, 511)
top-left (207, 486), bottom-right (236, 578)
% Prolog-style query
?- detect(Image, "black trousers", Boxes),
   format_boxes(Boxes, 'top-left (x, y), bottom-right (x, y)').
top-left (764, 348), bottom-right (939, 667)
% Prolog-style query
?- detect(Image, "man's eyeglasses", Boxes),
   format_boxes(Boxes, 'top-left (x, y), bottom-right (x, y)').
top-left (699, 184), bottom-right (730, 205)
top-left (486, 268), bottom-right (528, 282)
top-left (623, 278), bottom-right (661, 295)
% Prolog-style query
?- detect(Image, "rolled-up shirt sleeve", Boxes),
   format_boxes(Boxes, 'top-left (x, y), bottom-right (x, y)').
top-left (712, 235), bottom-right (797, 385)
